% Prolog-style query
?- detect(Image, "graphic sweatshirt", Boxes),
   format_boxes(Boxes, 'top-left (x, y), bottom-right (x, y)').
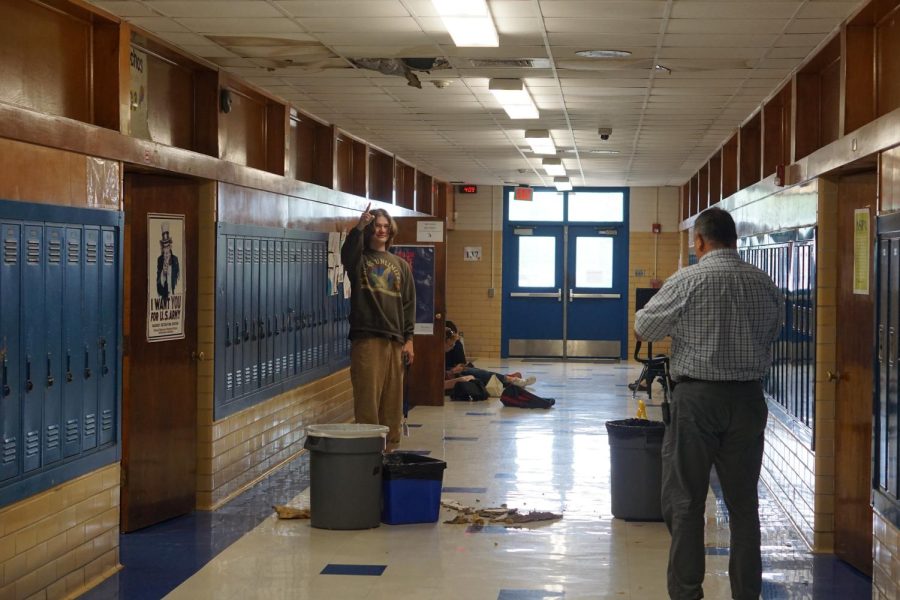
top-left (341, 227), bottom-right (415, 343)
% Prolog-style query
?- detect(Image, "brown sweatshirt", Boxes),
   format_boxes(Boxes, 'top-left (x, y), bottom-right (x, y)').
top-left (341, 227), bottom-right (415, 343)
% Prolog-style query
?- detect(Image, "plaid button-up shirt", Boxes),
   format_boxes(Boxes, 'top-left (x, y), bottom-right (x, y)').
top-left (634, 248), bottom-right (784, 381)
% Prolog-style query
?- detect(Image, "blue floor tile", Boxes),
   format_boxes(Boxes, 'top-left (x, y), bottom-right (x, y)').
top-left (320, 564), bottom-right (387, 576)
top-left (705, 547), bottom-right (730, 556)
top-left (442, 486), bottom-right (487, 493)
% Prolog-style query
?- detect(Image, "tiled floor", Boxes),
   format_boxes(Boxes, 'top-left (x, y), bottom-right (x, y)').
top-left (81, 361), bottom-right (871, 600)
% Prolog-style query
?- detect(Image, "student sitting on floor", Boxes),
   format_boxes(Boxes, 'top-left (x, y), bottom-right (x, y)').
top-left (444, 320), bottom-right (535, 390)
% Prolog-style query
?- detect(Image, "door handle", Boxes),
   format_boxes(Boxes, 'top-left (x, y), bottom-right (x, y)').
top-left (192, 351), bottom-right (206, 362)
top-left (510, 289), bottom-right (562, 301)
top-left (66, 351), bottom-right (73, 383)
top-left (25, 355), bottom-right (33, 392)
top-left (84, 346), bottom-right (91, 379)
top-left (569, 291), bottom-right (622, 300)
top-left (826, 369), bottom-right (841, 382)
top-left (2, 355), bottom-right (9, 397)
top-left (225, 323), bottom-right (231, 347)
top-left (99, 337), bottom-right (109, 375)
top-left (46, 353), bottom-right (54, 387)
top-left (878, 324), bottom-right (884, 364)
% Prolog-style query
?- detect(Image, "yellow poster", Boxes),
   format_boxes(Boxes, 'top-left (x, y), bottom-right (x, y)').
top-left (853, 207), bottom-right (870, 295)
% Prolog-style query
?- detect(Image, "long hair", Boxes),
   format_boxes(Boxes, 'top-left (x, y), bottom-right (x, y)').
top-left (363, 208), bottom-right (398, 250)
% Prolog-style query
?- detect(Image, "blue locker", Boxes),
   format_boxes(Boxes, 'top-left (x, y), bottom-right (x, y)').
top-left (260, 239), bottom-right (275, 386)
top-left (21, 223), bottom-right (44, 472)
top-left (0, 222), bottom-right (21, 482)
top-left (98, 228), bottom-right (117, 446)
top-left (302, 242), bottom-right (312, 372)
top-left (224, 236), bottom-right (235, 402)
top-left (233, 237), bottom-right (244, 398)
top-left (274, 239), bottom-right (284, 383)
top-left (42, 225), bottom-right (64, 465)
top-left (251, 238), bottom-right (261, 389)
top-left (241, 238), bottom-right (252, 395)
top-left (62, 227), bottom-right (83, 458)
top-left (81, 227), bottom-right (100, 451)
top-left (286, 239), bottom-right (297, 378)
top-left (317, 242), bottom-right (326, 367)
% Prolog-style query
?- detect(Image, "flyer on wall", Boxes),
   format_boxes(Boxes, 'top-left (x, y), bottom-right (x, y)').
top-left (147, 213), bottom-right (186, 342)
top-left (390, 245), bottom-right (435, 335)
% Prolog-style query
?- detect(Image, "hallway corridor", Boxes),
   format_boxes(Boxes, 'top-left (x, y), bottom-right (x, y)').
top-left (83, 361), bottom-right (871, 600)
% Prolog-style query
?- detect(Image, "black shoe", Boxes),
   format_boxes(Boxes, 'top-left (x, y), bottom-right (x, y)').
top-left (628, 381), bottom-right (649, 392)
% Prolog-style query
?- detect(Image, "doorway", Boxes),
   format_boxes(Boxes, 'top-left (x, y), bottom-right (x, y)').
top-left (121, 172), bottom-right (200, 532)
top-left (501, 188), bottom-right (629, 359)
top-left (834, 170), bottom-right (876, 574)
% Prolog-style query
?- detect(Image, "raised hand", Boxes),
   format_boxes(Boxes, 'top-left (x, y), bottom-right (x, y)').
top-left (356, 202), bottom-right (374, 230)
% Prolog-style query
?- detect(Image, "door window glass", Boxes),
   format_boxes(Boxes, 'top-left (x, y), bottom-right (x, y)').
top-left (518, 236), bottom-right (556, 287)
top-left (575, 237), bottom-right (613, 288)
top-left (568, 192), bottom-right (624, 222)
top-left (509, 191), bottom-right (564, 222)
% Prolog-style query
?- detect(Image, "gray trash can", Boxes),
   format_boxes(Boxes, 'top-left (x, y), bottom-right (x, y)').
top-left (304, 424), bottom-right (389, 530)
top-left (606, 418), bottom-right (666, 521)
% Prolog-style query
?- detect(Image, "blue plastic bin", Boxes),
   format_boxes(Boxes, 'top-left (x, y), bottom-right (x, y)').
top-left (381, 453), bottom-right (447, 525)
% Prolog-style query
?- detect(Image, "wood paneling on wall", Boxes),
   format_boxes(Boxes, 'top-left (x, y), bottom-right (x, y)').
top-left (396, 161), bottom-right (415, 210)
top-left (709, 151), bottom-right (722, 205)
top-left (844, 25), bottom-right (877, 134)
top-left (876, 5), bottom-right (900, 117)
top-left (722, 133), bottom-right (739, 199)
top-left (882, 146), bottom-right (900, 213)
top-left (740, 113), bottom-right (762, 188)
top-left (763, 85), bottom-right (792, 176)
top-left (368, 148), bottom-right (394, 203)
top-left (417, 171), bottom-right (433, 214)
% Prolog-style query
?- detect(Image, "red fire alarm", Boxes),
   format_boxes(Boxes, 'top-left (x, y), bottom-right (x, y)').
top-left (652, 223), bottom-right (662, 234)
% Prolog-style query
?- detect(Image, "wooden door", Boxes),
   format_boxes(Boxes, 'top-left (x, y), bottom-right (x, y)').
top-left (834, 171), bottom-right (876, 574)
top-left (392, 217), bottom-right (446, 407)
top-left (122, 173), bottom-right (199, 532)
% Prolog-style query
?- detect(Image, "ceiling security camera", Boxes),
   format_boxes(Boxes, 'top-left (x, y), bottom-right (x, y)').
top-left (598, 127), bottom-right (612, 141)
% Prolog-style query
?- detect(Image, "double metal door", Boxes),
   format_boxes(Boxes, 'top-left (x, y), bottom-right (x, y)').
top-left (502, 224), bottom-right (627, 359)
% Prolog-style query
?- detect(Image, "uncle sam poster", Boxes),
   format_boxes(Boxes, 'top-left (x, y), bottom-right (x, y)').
top-left (147, 214), bottom-right (186, 342)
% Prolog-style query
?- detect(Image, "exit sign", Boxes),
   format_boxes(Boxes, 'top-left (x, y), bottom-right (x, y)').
top-left (459, 184), bottom-right (478, 194)
top-left (514, 186), bottom-right (533, 201)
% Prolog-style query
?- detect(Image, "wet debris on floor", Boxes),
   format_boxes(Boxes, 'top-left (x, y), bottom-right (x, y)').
top-left (441, 500), bottom-right (562, 525)
top-left (273, 505), bottom-right (311, 519)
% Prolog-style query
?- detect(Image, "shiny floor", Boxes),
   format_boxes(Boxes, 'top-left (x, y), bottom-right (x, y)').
top-left (82, 361), bottom-right (871, 600)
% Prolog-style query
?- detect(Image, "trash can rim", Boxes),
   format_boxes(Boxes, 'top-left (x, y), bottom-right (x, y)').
top-left (306, 423), bottom-right (389, 438)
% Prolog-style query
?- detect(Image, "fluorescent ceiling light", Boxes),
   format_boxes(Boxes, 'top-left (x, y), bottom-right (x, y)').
top-left (524, 129), bottom-right (556, 155)
top-left (432, 0), bottom-right (498, 47)
top-left (575, 49), bottom-right (632, 58)
top-left (542, 158), bottom-right (566, 177)
top-left (489, 79), bottom-right (539, 120)
top-left (554, 176), bottom-right (573, 192)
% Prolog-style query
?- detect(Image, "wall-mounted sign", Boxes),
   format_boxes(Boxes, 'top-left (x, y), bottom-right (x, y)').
top-left (853, 207), bottom-right (870, 295)
top-left (417, 221), bottom-right (443, 242)
top-left (147, 213), bottom-right (186, 342)
top-left (514, 186), bottom-right (533, 201)
top-left (459, 184), bottom-right (478, 194)
top-left (464, 246), bottom-right (482, 261)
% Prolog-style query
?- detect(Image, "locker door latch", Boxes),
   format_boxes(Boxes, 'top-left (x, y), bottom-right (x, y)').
top-left (99, 337), bottom-right (109, 375)
top-left (66, 351), bottom-right (73, 383)
top-left (225, 323), bottom-right (231, 347)
top-left (84, 346), bottom-right (91, 379)
top-left (46, 353), bottom-right (54, 387)
top-left (2, 355), bottom-right (9, 397)
top-left (25, 355), bottom-right (33, 392)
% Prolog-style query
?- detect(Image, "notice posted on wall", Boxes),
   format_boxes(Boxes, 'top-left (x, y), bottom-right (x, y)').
top-left (391, 245), bottom-right (435, 336)
top-left (147, 213), bottom-right (186, 342)
top-left (853, 207), bottom-right (870, 295)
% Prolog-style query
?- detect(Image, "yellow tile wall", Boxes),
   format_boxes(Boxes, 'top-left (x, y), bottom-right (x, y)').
top-left (0, 464), bottom-right (121, 599)
top-left (195, 188), bottom-right (354, 509)
top-left (873, 511), bottom-right (899, 599)
top-left (446, 186), bottom-right (503, 359)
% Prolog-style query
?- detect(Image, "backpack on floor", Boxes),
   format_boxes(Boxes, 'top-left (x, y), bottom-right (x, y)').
top-left (450, 379), bottom-right (489, 401)
top-left (500, 385), bottom-right (555, 409)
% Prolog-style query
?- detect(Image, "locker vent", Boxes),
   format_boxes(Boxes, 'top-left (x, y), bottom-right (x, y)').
top-left (67, 239), bottom-right (80, 263)
top-left (25, 430), bottom-right (39, 457)
top-left (3, 238), bottom-right (16, 264)
top-left (235, 369), bottom-right (242, 387)
top-left (27, 239), bottom-right (40, 264)
top-left (65, 419), bottom-right (79, 444)
top-left (46, 424), bottom-right (60, 450)
top-left (101, 409), bottom-right (113, 431)
top-left (86, 240), bottom-right (98, 264)
top-left (2, 437), bottom-right (15, 464)
top-left (226, 372), bottom-right (233, 390)
top-left (84, 413), bottom-right (96, 437)
top-left (253, 245), bottom-right (259, 262)
top-left (104, 240), bottom-right (115, 264)
top-left (227, 243), bottom-right (235, 263)
top-left (275, 357), bottom-right (281, 374)
top-left (48, 237), bottom-right (62, 264)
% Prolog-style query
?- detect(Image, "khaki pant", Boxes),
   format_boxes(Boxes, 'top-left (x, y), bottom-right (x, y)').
top-left (350, 337), bottom-right (404, 451)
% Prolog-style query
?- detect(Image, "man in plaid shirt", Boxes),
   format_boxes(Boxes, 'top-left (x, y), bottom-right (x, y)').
top-left (635, 207), bottom-right (783, 600)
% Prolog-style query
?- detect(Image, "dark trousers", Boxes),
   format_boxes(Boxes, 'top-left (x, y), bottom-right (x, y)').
top-left (459, 367), bottom-right (507, 386)
top-left (661, 380), bottom-right (768, 600)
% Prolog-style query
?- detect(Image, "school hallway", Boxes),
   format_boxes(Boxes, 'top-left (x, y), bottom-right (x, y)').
top-left (81, 361), bottom-right (870, 600)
